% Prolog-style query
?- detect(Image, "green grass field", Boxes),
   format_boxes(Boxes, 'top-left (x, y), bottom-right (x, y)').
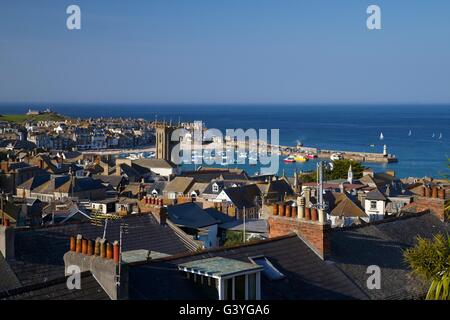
top-left (0, 113), bottom-right (66, 124)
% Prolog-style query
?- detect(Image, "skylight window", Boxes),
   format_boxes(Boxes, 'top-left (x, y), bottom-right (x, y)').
top-left (249, 256), bottom-right (285, 281)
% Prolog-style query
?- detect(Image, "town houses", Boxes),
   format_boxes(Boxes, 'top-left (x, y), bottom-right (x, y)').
top-left (0, 111), bottom-right (449, 301)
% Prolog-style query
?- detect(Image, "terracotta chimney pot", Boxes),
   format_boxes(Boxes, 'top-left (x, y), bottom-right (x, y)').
top-left (311, 208), bottom-right (318, 221)
top-left (76, 234), bottom-right (82, 253)
top-left (69, 236), bottom-right (76, 252)
top-left (273, 203), bottom-right (279, 216)
top-left (100, 239), bottom-right (107, 258)
top-left (431, 186), bottom-right (438, 198)
top-left (305, 207), bottom-right (311, 220)
top-left (106, 242), bottom-right (113, 259)
top-left (87, 240), bottom-right (94, 256)
top-left (291, 205), bottom-right (297, 219)
top-left (279, 204), bottom-right (285, 217)
top-left (113, 241), bottom-right (120, 264)
top-left (285, 205), bottom-right (291, 218)
top-left (438, 188), bottom-right (445, 200)
top-left (82, 239), bottom-right (88, 255)
top-left (94, 238), bottom-right (101, 256)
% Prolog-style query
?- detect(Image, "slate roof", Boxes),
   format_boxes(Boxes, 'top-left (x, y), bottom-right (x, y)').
top-left (25, 175), bottom-right (105, 194)
top-left (180, 169), bottom-right (248, 183)
top-left (203, 180), bottom-right (246, 195)
top-left (204, 208), bottom-right (235, 224)
top-left (133, 158), bottom-right (177, 169)
top-left (266, 179), bottom-right (294, 196)
top-left (219, 219), bottom-right (268, 234)
top-left (92, 174), bottom-right (125, 189)
top-left (331, 213), bottom-right (450, 300)
top-left (222, 184), bottom-right (261, 209)
top-left (146, 181), bottom-right (168, 194)
top-left (329, 193), bottom-right (367, 218)
top-left (167, 202), bottom-right (219, 228)
top-left (17, 174), bottom-right (51, 190)
top-left (187, 182), bottom-right (209, 195)
top-left (6, 214), bottom-right (195, 287)
top-left (0, 271), bottom-right (109, 300)
top-left (164, 177), bottom-right (195, 194)
top-left (0, 254), bottom-right (21, 292)
top-left (119, 163), bottom-right (142, 179)
top-left (128, 234), bottom-right (367, 300)
top-left (366, 189), bottom-right (387, 201)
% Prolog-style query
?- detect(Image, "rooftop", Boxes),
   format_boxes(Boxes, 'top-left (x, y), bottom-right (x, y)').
top-left (6, 214), bottom-right (196, 287)
top-left (178, 256), bottom-right (262, 278)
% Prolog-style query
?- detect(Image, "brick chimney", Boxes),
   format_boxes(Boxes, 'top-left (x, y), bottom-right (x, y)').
top-left (140, 197), bottom-right (167, 225)
top-left (268, 198), bottom-right (331, 259)
top-left (64, 235), bottom-right (127, 300)
top-left (0, 222), bottom-right (15, 260)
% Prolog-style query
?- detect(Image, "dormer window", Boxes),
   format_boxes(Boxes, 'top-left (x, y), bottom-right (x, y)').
top-left (249, 256), bottom-right (285, 281)
top-left (178, 257), bottom-right (262, 300)
top-left (212, 183), bottom-right (219, 193)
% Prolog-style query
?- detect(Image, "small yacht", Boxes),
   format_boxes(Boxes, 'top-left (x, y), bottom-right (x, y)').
top-left (379, 132), bottom-right (384, 140)
top-left (408, 129), bottom-right (412, 136)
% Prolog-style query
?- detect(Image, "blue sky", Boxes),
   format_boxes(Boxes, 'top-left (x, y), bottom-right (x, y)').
top-left (1, 0), bottom-right (450, 104)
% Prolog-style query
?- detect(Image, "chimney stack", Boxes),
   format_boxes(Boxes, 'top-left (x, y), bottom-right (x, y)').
top-left (0, 223), bottom-right (14, 260)
top-left (64, 235), bottom-right (127, 300)
top-left (269, 199), bottom-right (331, 259)
top-left (431, 186), bottom-right (438, 198)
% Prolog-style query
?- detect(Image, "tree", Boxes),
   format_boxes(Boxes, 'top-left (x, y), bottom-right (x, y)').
top-left (404, 234), bottom-right (450, 300)
top-left (325, 159), bottom-right (365, 180)
top-left (223, 231), bottom-right (245, 247)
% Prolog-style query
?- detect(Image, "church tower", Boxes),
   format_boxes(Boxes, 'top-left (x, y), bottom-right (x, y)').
top-left (347, 164), bottom-right (353, 184)
top-left (156, 123), bottom-right (175, 161)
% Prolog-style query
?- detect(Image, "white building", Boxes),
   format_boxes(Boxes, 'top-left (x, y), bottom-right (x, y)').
top-left (364, 189), bottom-right (387, 221)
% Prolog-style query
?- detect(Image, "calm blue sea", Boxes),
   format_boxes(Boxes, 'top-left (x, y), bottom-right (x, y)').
top-left (1, 104), bottom-right (449, 178)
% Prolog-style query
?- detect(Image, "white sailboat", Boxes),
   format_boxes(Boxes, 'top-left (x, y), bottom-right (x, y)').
top-left (379, 132), bottom-right (384, 140)
top-left (432, 133), bottom-right (435, 138)
top-left (438, 133), bottom-right (442, 139)
top-left (408, 129), bottom-right (412, 136)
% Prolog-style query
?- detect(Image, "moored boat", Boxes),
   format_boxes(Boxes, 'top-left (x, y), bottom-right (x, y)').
top-left (283, 155), bottom-right (296, 163)
top-left (294, 154), bottom-right (308, 162)
top-left (330, 153), bottom-right (343, 161)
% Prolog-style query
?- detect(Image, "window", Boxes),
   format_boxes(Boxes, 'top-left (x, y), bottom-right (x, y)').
top-left (250, 256), bottom-right (284, 280)
top-left (247, 273), bottom-right (257, 300)
top-left (235, 275), bottom-right (246, 300)
top-left (370, 201), bottom-right (377, 210)
top-left (224, 278), bottom-right (233, 300)
top-left (212, 183), bottom-right (219, 193)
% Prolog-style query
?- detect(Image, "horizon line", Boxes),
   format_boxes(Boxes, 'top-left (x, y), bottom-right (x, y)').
top-left (1, 102), bottom-right (450, 107)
